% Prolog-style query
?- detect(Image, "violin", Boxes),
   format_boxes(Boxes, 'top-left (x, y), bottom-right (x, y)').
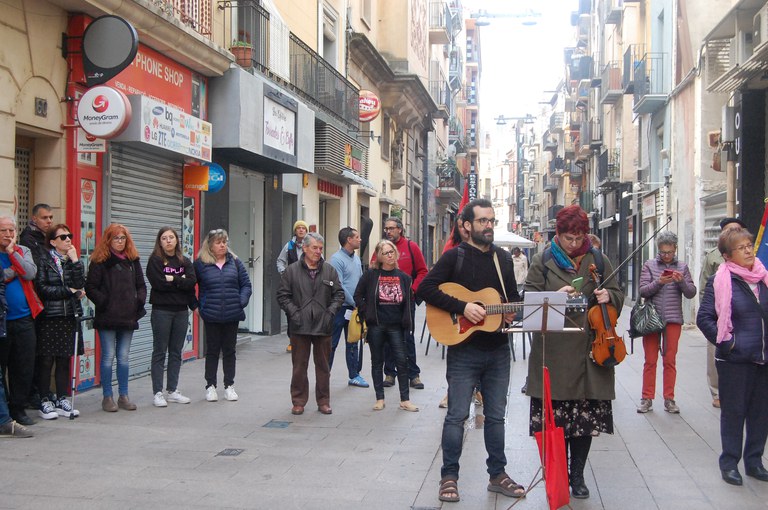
top-left (587, 263), bottom-right (627, 367)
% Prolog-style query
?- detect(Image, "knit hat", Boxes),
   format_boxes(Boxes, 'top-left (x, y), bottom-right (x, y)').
top-left (293, 220), bottom-right (308, 233)
top-left (719, 217), bottom-right (747, 230)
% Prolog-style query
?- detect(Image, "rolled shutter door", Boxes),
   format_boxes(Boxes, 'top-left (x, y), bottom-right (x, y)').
top-left (109, 144), bottom-right (183, 376)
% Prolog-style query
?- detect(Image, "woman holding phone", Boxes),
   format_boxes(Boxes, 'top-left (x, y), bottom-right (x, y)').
top-left (636, 231), bottom-right (696, 414)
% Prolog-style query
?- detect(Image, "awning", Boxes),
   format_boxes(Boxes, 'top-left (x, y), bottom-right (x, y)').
top-left (341, 170), bottom-right (376, 191)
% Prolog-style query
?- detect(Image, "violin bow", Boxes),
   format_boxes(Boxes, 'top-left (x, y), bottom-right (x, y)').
top-left (596, 216), bottom-right (672, 291)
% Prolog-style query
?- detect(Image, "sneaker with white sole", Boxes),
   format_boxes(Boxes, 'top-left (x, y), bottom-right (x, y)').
top-left (224, 386), bottom-right (238, 401)
top-left (166, 390), bottom-right (191, 404)
top-left (637, 398), bottom-right (653, 413)
top-left (153, 392), bottom-right (168, 407)
top-left (55, 397), bottom-right (79, 418)
top-left (664, 399), bottom-right (680, 414)
top-left (206, 386), bottom-right (218, 402)
top-left (38, 399), bottom-right (58, 420)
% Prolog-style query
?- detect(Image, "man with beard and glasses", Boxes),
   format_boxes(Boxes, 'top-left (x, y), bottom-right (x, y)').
top-left (417, 199), bottom-right (523, 503)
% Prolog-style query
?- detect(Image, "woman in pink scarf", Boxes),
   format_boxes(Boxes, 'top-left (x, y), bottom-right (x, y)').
top-left (697, 227), bottom-right (768, 487)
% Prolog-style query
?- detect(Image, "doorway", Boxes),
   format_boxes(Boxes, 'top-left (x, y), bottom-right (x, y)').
top-left (228, 167), bottom-right (265, 333)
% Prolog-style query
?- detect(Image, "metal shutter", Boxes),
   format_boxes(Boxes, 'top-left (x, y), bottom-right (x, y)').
top-left (109, 144), bottom-right (182, 376)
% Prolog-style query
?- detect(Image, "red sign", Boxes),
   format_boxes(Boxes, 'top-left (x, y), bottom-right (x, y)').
top-left (107, 45), bottom-right (195, 114)
top-left (81, 180), bottom-right (94, 203)
top-left (359, 90), bottom-right (381, 123)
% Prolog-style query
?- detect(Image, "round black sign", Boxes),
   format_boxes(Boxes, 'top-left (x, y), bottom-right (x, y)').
top-left (82, 15), bottom-right (139, 87)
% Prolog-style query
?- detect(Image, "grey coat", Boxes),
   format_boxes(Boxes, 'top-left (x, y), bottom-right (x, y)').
top-left (525, 249), bottom-right (624, 401)
top-left (639, 255), bottom-right (696, 324)
top-left (277, 256), bottom-right (345, 337)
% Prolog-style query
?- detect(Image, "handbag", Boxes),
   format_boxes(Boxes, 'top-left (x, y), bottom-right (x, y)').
top-left (347, 308), bottom-right (367, 343)
top-left (628, 298), bottom-right (666, 338)
top-left (534, 367), bottom-right (570, 510)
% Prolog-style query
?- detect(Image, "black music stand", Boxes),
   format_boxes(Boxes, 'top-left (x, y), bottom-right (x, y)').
top-left (506, 293), bottom-right (585, 510)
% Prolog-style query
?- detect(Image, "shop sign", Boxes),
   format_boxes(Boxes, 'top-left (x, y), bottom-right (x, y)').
top-left (76, 86), bottom-right (132, 138)
top-left (135, 96), bottom-right (212, 161)
top-left (344, 144), bottom-right (363, 173)
top-left (76, 128), bottom-right (106, 153)
top-left (108, 44), bottom-right (205, 115)
top-left (642, 194), bottom-right (656, 218)
top-left (264, 96), bottom-right (296, 155)
top-left (184, 163), bottom-right (226, 193)
top-left (359, 90), bottom-right (381, 123)
top-left (467, 172), bottom-right (478, 200)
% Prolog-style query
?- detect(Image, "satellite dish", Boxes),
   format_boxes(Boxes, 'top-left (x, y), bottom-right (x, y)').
top-left (82, 16), bottom-right (139, 87)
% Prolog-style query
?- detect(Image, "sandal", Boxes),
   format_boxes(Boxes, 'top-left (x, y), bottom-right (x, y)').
top-left (399, 401), bottom-right (419, 412)
top-left (438, 478), bottom-right (460, 502)
top-left (373, 400), bottom-right (385, 411)
top-left (487, 473), bottom-right (525, 498)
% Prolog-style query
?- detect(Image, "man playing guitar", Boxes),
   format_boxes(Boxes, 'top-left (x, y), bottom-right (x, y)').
top-left (417, 199), bottom-right (524, 503)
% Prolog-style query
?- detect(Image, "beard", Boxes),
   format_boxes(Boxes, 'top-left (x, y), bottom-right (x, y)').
top-left (470, 227), bottom-right (493, 246)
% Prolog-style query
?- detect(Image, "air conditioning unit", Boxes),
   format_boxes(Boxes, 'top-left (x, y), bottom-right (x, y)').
top-left (731, 29), bottom-right (754, 65)
top-left (754, 3), bottom-right (768, 48)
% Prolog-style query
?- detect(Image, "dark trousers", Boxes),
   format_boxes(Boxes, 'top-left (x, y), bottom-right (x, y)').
top-left (151, 309), bottom-right (189, 394)
top-left (0, 316), bottom-right (37, 415)
top-left (204, 321), bottom-right (238, 388)
top-left (330, 306), bottom-right (361, 379)
top-left (290, 334), bottom-right (331, 407)
top-left (36, 356), bottom-right (69, 399)
top-left (383, 300), bottom-right (419, 379)
top-left (717, 361), bottom-right (768, 471)
top-left (368, 324), bottom-right (409, 401)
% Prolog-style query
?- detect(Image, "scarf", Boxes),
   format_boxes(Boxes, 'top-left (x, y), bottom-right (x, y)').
top-left (550, 235), bottom-right (592, 274)
top-left (49, 249), bottom-right (65, 276)
top-left (110, 248), bottom-right (128, 260)
top-left (713, 259), bottom-right (768, 343)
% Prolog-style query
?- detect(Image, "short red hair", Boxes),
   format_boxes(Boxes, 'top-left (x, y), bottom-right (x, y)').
top-left (555, 205), bottom-right (590, 235)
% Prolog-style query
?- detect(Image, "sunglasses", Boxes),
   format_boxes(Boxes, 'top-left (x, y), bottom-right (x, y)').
top-left (55, 233), bottom-right (73, 241)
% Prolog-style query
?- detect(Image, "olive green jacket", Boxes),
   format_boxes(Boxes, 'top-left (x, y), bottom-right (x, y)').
top-left (699, 247), bottom-right (722, 304)
top-left (525, 249), bottom-right (624, 401)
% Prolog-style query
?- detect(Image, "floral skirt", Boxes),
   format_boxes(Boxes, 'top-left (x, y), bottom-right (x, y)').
top-left (529, 397), bottom-right (614, 438)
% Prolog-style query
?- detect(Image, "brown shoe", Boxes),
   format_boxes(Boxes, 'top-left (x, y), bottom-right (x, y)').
top-left (291, 405), bottom-right (304, 415)
top-left (117, 395), bottom-right (137, 411)
top-left (713, 398), bottom-right (721, 408)
top-left (318, 404), bottom-right (332, 415)
top-left (102, 396), bottom-right (118, 412)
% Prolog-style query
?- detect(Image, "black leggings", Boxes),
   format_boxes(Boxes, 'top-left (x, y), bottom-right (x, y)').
top-left (36, 355), bottom-right (70, 399)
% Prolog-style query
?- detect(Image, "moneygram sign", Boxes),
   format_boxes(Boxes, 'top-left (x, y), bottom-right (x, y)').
top-left (77, 86), bottom-right (132, 138)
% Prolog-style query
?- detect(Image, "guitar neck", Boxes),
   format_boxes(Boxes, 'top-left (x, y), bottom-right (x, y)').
top-left (484, 303), bottom-right (521, 316)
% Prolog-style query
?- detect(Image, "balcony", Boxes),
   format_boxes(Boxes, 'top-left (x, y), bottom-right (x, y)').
top-left (589, 117), bottom-right (602, 149)
top-left (632, 52), bottom-right (667, 114)
top-left (598, 148), bottom-right (621, 188)
top-left (600, 61), bottom-right (622, 105)
top-left (429, 61), bottom-right (450, 119)
top-left (622, 44), bottom-right (644, 93)
top-left (578, 121), bottom-right (591, 159)
top-left (548, 204), bottom-right (564, 223)
top-left (429, 1), bottom-right (452, 45)
top-left (579, 190), bottom-right (594, 212)
top-left (543, 173), bottom-right (558, 192)
top-left (225, 1), bottom-right (359, 129)
top-left (448, 50), bottom-right (464, 91)
top-left (569, 161), bottom-right (584, 179)
top-left (466, 128), bottom-right (478, 149)
top-left (448, 116), bottom-right (466, 152)
top-left (543, 133), bottom-right (558, 154)
top-left (437, 169), bottom-right (463, 202)
top-left (605, 0), bottom-right (623, 25)
top-left (550, 156), bottom-right (566, 175)
top-left (564, 135), bottom-right (576, 157)
top-left (550, 112), bottom-right (564, 134)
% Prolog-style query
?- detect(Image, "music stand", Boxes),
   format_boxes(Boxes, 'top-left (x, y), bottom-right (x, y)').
top-left (507, 293), bottom-right (586, 510)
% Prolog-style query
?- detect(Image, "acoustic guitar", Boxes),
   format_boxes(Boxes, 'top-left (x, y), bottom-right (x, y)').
top-left (426, 282), bottom-right (587, 346)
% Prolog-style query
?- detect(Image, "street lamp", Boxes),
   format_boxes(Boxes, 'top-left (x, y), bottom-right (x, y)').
top-left (494, 114), bottom-right (536, 126)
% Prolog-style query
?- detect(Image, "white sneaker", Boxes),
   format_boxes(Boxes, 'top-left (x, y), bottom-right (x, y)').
top-left (166, 390), bottom-right (191, 404)
top-left (38, 399), bottom-right (58, 420)
top-left (224, 386), bottom-right (238, 401)
top-left (55, 397), bottom-right (80, 418)
top-left (206, 386), bottom-right (218, 402)
top-left (153, 392), bottom-right (168, 407)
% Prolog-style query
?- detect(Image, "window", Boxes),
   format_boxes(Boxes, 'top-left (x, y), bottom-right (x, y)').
top-left (381, 116), bottom-right (391, 161)
top-left (361, 0), bottom-right (372, 28)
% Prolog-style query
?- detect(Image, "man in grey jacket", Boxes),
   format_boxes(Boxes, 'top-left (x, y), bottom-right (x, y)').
top-left (277, 232), bottom-right (344, 416)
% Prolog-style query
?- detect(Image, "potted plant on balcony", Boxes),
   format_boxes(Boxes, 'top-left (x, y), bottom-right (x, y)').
top-left (230, 39), bottom-right (253, 68)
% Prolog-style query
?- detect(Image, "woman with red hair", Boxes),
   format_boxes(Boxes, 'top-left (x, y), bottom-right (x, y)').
top-left (85, 224), bottom-right (147, 412)
top-left (524, 205), bottom-right (624, 499)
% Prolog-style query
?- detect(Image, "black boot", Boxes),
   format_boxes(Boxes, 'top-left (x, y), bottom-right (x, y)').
top-left (568, 436), bottom-right (592, 499)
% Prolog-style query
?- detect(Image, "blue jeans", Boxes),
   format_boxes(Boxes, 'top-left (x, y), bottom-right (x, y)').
top-left (151, 309), bottom-right (189, 394)
top-left (330, 306), bottom-right (360, 379)
top-left (98, 329), bottom-right (134, 398)
top-left (441, 342), bottom-right (511, 480)
top-left (367, 323), bottom-right (409, 401)
top-left (0, 364), bottom-right (11, 426)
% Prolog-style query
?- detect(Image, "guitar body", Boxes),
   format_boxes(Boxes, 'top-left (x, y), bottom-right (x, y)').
top-left (425, 282), bottom-right (503, 346)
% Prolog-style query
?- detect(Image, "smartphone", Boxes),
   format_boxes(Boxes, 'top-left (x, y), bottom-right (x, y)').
top-left (662, 269), bottom-right (674, 277)
top-left (571, 276), bottom-right (584, 292)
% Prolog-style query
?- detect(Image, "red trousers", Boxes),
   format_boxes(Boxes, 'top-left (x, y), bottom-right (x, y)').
top-left (641, 323), bottom-right (682, 400)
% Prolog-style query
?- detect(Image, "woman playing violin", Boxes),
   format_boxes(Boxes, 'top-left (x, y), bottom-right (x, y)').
top-left (525, 205), bottom-right (624, 499)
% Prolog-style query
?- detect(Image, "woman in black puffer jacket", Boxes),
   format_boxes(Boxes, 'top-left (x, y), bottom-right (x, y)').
top-left (85, 224), bottom-right (146, 413)
top-left (34, 223), bottom-right (85, 419)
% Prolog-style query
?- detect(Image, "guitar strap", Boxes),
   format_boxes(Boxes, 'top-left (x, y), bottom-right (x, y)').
top-left (493, 251), bottom-right (509, 302)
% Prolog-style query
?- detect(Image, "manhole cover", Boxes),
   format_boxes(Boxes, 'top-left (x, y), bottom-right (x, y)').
top-left (216, 448), bottom-right (244, 457)
top-left (263, 420), bottom-right (291, 429)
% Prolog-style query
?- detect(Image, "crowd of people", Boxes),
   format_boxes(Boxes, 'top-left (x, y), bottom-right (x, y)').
top-left (2, 201), bottom-right (765, 505)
